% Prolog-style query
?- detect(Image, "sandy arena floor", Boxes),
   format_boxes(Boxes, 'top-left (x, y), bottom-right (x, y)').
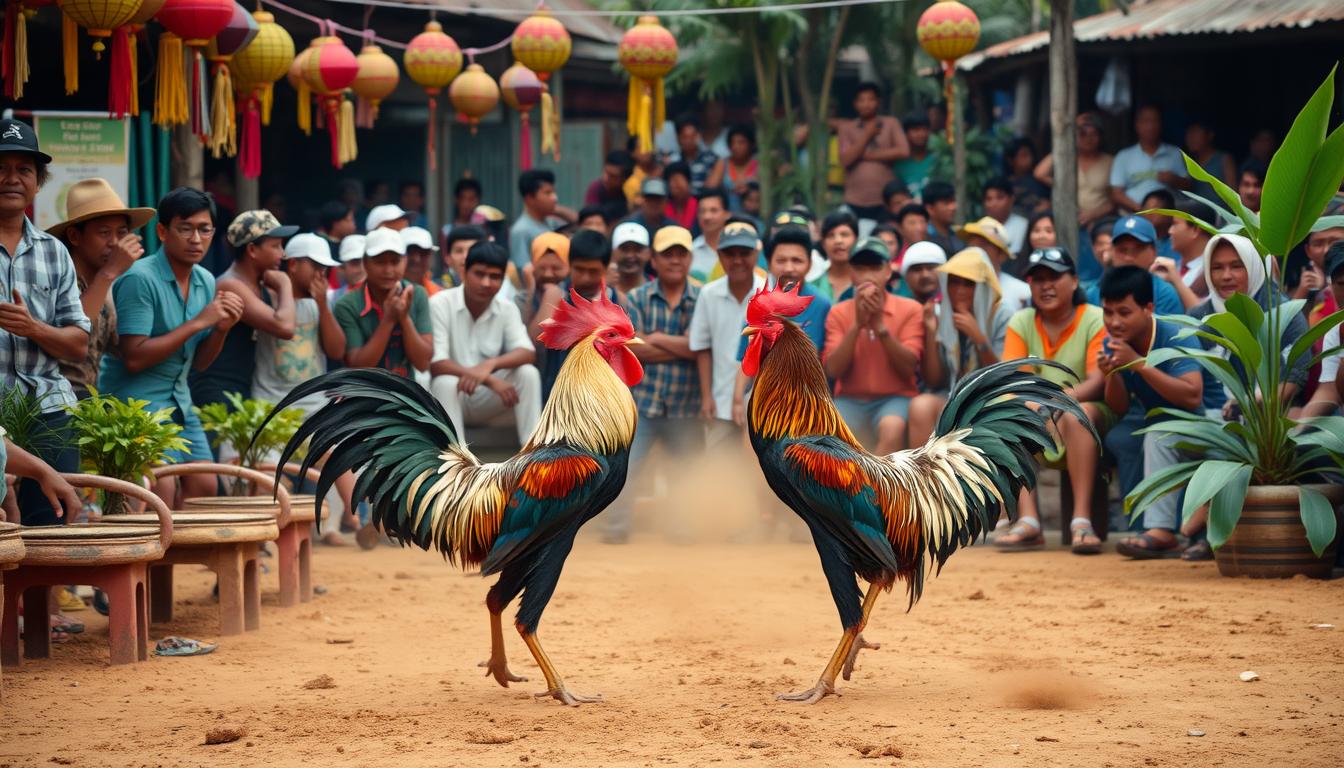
top-left (2, 526), bottom-right (1341, 768)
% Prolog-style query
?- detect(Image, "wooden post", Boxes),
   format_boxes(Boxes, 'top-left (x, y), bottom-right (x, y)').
top-left (170, 124), bottom-right (203, 191)
top-left (951, 71), bottom-right (968, 223)
top-left (235, 156), bottom-right (258, 212)
top-left (1049, 0), bottom-right (1079, 257)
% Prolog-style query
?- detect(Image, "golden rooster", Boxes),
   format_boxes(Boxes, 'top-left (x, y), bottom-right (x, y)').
top-left (741, 282), bottom-right (1092, 703)
top-left (261, 286), bottom-right (642, 706)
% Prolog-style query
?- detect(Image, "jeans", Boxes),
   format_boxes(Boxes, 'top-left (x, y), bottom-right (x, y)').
top-left (604, 417), bottom-right (703, 536)
top-left (19, 410), bottom-right (80, 526)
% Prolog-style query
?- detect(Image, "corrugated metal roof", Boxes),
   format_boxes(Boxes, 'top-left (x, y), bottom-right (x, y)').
top-left (958, 0), bottom-right (1344, 71)
top-left (393, 0), bottom-right (622, 44)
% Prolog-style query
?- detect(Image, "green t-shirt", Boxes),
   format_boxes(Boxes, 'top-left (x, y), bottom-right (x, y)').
top-left (1004, 304), bottom-right (1105, 388)
top-left (333, 280), bottom-right (432, 378)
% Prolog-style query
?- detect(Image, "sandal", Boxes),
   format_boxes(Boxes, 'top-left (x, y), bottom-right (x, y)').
top-left (51, 614), bottom-right (85, 634)
top-left (994, 521), bottom-right (1045, 552)
top-left (1070, 523), bottom-right (1103, 555)
top-left (1116, 532), bottom-right (1182, 560)
top-left (155, 636), bottom-right (217, 657)
top-left (1181, 540), bottom-right (1213, 561)
top-left (50, 626), bottom-right (70, 644)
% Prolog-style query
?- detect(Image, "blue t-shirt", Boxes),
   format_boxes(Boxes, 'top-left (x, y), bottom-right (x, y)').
top-left (1088, 273), bottom-right (1184, 317)
top-left (736, 283), bottom-right (831, 360)
top-left (1114, 318), bottom-right (1201, 421)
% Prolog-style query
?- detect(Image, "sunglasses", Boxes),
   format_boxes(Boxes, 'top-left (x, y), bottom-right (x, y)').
top-left (1029, 248), bottom-right (1070, 265)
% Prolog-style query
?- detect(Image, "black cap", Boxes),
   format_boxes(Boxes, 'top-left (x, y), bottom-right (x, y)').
top-left (1325, 240), bottom-right (1344, 279)
top-left (849, 237), bottom-right (891, 266)
top-left (903, 110), bottom-right (930, 129)
top-left (1025, 246), bottom-right (1076, 275)
top-left (0, 119), bottom-right (52, 164)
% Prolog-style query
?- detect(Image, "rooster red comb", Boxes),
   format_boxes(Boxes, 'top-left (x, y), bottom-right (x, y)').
top-left (538, 282), bottom-right (633, 350)
top-left (746, 280), bottom-right (814, 326)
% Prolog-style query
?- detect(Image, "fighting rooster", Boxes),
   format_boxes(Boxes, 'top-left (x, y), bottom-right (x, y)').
top-left (260, 287), bottom-right (642, 706)
top-left (740, 283), bottom-right (1091, 703)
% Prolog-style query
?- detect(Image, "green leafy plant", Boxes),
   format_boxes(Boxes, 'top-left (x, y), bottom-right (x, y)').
top-left (195, 392), bottom-right (304, 494)
top-left (1128, 65), bottom-right (1344, 557)
top-left (0, 388), bottom-right (62, 454)
top-left (928, 123), bottom-right (1014, 220)
top-left (67, 389), bottom-right (189, 515)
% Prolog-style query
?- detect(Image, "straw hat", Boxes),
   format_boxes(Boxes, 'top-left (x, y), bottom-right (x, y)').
top-left (47, 179), bottom-right (156, 241)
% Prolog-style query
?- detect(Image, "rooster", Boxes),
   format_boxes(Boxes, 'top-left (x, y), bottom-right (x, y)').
top-left (259, 286), bottom-right (643, 706)
top-left (740, 282), bottom-right (1092, 703)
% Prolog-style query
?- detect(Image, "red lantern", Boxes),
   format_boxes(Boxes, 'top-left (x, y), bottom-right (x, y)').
top-left (301, 33), bottom-right (359, 168)
top-left (499, 63), bottom-right (542, 170)
top-left (618, 16), bottom-right (677, 155)
top-left (154, 0), bottom-right (235, 136)
top-left (917, 0), bottom-right (980, 144)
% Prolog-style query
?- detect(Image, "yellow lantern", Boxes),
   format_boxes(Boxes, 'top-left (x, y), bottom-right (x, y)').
top-left (617, 16), bottom-right (677, 155)
top-left (448, 62), bottom-right (499, 134)
top-left (352, 42), bottom-right (400, 128)
top-left (57, 0), bottom-right (141, 55)
top-left (231, 10), bottom-right (295, 126)
top-left (404, 20), bottom-right (463, 171)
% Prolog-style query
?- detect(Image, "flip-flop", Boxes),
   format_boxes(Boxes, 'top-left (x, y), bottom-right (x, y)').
top-left (1116, 533), bottom-right (1182, 560)
top-left (155, 636), bottom-right (217, 657)
top-left (995, 522), bottom-right (1045, 552)
top-left (1181, 540), bottom-right (1214, 561)
top-left (1070, 524), bottom-right (1103, 555)
top-left (51, 614), bottom-right (85, 634)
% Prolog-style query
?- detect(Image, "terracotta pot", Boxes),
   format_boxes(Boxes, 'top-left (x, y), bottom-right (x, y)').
top-left (1216, 484), bottom-right (1344, 579)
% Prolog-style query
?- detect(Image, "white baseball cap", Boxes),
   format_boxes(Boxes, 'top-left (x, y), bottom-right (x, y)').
top-left (612, 221), bottom-right (650, 249)
top-left (283, 232), bottom-right (339, 267)
top-left (365, 204), bottom-right (410, 232)
top-left (400, 226), bottom-right (438, 252)
top-left (365, 227), bottom-right (406, 258)
top-left (338, 234), bottom-right (366, 263)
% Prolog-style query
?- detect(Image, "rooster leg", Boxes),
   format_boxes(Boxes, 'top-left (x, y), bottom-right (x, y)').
top-left (478, 609), bottom-right (528, 687)
top-left (841, 583), bottom-right (884, 681)
top-left (519, 628), bottom-right (602, 706)
top-left (776, 629), bottom-right (858, 704)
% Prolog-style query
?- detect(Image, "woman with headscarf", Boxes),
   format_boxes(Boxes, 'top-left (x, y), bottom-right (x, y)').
top-left (906, 246), bottom-right (1014, 446)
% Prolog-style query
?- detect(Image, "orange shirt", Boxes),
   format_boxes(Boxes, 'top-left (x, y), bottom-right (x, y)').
top-left (823, 293), bottom-right (925, 398)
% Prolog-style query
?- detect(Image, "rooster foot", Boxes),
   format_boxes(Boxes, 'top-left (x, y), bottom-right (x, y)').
top-left (841, 634), bottom-right (881, 681)
top-left (776, 681), bottom-right (838, 704)
top-left (535, 686), bottom-right (603, 706)
top-left (478, 658), bottom-right (528, 687)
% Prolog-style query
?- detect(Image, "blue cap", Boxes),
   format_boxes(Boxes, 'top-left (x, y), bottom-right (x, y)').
top-left (1112, 215), bottom-right (1157, 244)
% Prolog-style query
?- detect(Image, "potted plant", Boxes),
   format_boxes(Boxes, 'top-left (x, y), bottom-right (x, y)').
top-left (66, 390), bottom-right (189, 516)
top-left (1126, 67), bottom-right (1344, 577)
top-left (195, 392), bottom-right (303, 495)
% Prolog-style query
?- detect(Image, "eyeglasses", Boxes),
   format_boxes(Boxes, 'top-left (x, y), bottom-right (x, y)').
top-left (171, 224), bottom-right (215, 240)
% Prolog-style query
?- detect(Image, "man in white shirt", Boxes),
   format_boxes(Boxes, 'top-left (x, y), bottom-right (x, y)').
top-left (983, 177), bottom-right (1028, 255)
top-left (689, 220), bottom-right (766, 447)
top-left (1109, 105), bottom-right (1190, 213)
top-left (957, 217), bottom-right (1032, 313)
top-left (428, 241), bottom-right (541, 444)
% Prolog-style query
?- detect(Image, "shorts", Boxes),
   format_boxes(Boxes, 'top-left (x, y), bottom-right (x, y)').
top-left (834, 395), bottom-right (912, 433)
top-left (167, 405), bottom-right (215, 464)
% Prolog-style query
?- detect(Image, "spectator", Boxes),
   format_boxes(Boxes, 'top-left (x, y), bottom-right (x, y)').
top-left (399, 181), bottom-right (428, 228)
top-left (633, 177), bottom-right (672, 236)
top-left (882, 179), bottom-right (912, 220)
top-left (521, 232), bottom-right (570, 330)
top-left (584, 150), bottom-right (632, 221)
top-left (1098, 266), bottom-right (1202, 559)
top-left (691, 187), bottom-right (731, 283)
top-left (400, 226), bottom-right (441, 297)
top-left (1184, 118), bottom-right (1237, 202)
top-left (440, 177), bottom-right (483, 251)
top-left (1109, 105), bottom-right (1189, 213)
top-left (1293, 221), bottom-right (1344, 311)
top-left (1090, 216), bottom-right (1117, 270)
top-left (673, 113), bottom-right (724, 194)
top-left (907, 246), bottom-right (1011, 446)
top-left (982, 176), bottom-right (1028, 255)
top-left (958, 217), bottom-right (1032, 313)
top-left (895, 241), bottom-right (945, 304)
top-left (1022, 210), bottom-right (1058, 259)
top-left (1034, 112), bottom-right (1116, 231)
top-left (365, 203), bottom-right (411, 233)
top-left (1150, 199), bottom-right (1215, 309)
top-left (724, 125), bottom-right (758, 212)
top-left (822, 236), bottom-right (924, 454)
top-left (623, 142), bottom-right (662, 206)
top-left (429, 240), bottom-right (541, 447)
top-left (330, 234), bottom-right (365, 303)
top-left (1303, 242), bottom-right (1344, 417)
top-left (871, 223), bottom-right (902, 265)
top-left (317, 199), bottom-right (356, 270)
top-left (48, 179), bottom-right (153, 401)
top-left (510, 169), bottom-right (558, 270)
top-left (99, 187), bottom-right (245, 505)
top-left (922, 181), bottom-right (964, 256)
top-left (611, 221), bottom-right (651, 297)
top-left (0, 122), bottom-right (90, 529)
top-left (577, 205), bottom-right (610, 236)
top-left (333, 227), bottom-right (433, 378)
top-left (1139, 188), bottom-right (1177, 258)
top-left (1240, 129), bottom-right (1276, 175)
top-left (894, 203), bottom-right (930, 259)
top-left (994, 246), bottom-right (1107, 553)
top-left (1085, 216), bottom-right (1185, 315)
top-left (1238, 159), bottom-right (1266, 213)
top-left (893, 110), bottom-right (934, 199)
top-left (837, 81), bottom-right (910, 225)
top-left (1003, 137), bottom-right (1049, 216)
top-left (662, 162), bottom-right (698, 231)
top-left (689, 221), bottom-right (766, 442)
top-left (610, 223), bottom-right (702, 544)
top-left (740, 181), bottom-right (763, 223)
top-left (702, 99), bottom-right (731, 159)
top-left (532, 229), bottom-right (620, 400)
top-left (811, 210), bottom-right (859, 301)
top-left (190, 209), bottom-right (299, 420)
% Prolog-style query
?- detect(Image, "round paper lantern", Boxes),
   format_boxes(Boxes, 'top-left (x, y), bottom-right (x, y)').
top-left (285, 41), bottom-right (316, 134)
top-left (155, 0), bottom-right (232, 47)
top-left (500, 62), bottom-right (542, 170)
top-left (205, 1), bottom-right (256, 62)
top-left (126, 0), bottom-right (164, 26)
top-left (511, 8), bottom-right (569, 82)
top-left (200, 2), bottom-right (255, 160)
top-left (352, 43), bottom-right (399, 128)
top-left (301, 36), bottom-right (359, 168)
top-left (618, 15), bottom-right (677, 154)
top-left (56, 0), bottom-right (141, 53)
top-left (449, 62), bottom-right (498, 134)
top-left (154, 0), bottom-right (235, 135)
top-left (404, 20), bottom-right (462, 171)
top-left (916, 0), bottom-right (980, 63)
top-left (231, 11), bottom-right (294, 179)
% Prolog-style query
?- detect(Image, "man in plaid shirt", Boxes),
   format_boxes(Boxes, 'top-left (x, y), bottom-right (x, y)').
top-left (603, 225), bottom-right (701, 544)
top-left (0, 119), bottom-right (91, 526)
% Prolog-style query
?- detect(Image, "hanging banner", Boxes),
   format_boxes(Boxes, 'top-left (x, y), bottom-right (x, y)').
top-left (31, 112), bottom-right (131, 230)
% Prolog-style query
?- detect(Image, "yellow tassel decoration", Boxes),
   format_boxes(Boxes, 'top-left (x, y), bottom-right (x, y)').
top-left (62, 11), bottom-right (78, 95)
top-left (154, 32), bottom-right (187, 127)
top-left (14, 8), bottom-right (30, 100)
top-left (540, 89), bottom-right (561, 161)
top-left (625, 79), bottom-right (638, 138)
top-left (296, 81), bottom-right (311, 136)
top-left (128, 30), bottom-right (138, 115)
top-left (653, 77), bottom-right (665, 135)
top-left (337, 96), bottom-right (357, 166)
top-left (208, 64), bottom-right (236, 158)
top-left (637, 87), bottom-right (653, 154)
top-left (260, 82), bottom-right (273, 126)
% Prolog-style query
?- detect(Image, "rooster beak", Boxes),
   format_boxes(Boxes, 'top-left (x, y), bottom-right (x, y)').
top-left (741, 327), bottom-right (758, 337)
top-left (625, 336), bottom-right (645, 345)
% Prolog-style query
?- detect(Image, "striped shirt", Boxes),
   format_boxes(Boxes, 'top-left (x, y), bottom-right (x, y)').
top-left (0, 218), bottom-right (91, 411)
top-left (623, 280), bottom-right (700, 419)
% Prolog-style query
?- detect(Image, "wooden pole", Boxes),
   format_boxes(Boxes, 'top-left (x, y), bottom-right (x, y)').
top-left (1048, 0), bottom-right (1079, 258)
top-left (951, 69), bottom-right (968, 224)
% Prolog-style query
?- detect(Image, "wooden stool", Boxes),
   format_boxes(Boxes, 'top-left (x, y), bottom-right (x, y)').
top-left (1, 476), bottom-right (172, 667)
top-left (0, 522), bottom-right (25, 698)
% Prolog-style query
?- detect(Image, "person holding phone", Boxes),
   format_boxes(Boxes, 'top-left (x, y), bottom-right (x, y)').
top-left (332, 227), bottom-right (433, 378)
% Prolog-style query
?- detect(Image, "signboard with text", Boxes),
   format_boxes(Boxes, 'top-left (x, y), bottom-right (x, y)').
top-left (31, 112), bottom-right (130, 230)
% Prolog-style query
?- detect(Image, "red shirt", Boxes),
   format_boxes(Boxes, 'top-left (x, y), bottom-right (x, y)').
top-left (664, 197), bottom-right (698, 230)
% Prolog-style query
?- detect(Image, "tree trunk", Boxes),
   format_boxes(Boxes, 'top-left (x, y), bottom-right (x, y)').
top-left (1049, 0), bottom-right (1080, 257)
top-left (747, 24), bottom-right (778, 214)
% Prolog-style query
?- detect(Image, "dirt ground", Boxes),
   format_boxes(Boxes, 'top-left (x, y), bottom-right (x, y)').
top-left (2, 523), bottom-right (1341, 768)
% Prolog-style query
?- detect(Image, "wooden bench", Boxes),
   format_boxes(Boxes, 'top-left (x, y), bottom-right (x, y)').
top-left (1, 475), bottom-right (172, 667)
top-left (0, 521), bottom-right (23, 698)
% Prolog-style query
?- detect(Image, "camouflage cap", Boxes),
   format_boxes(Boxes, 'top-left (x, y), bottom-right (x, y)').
top-left (227, 209), bottom-right (299, 247)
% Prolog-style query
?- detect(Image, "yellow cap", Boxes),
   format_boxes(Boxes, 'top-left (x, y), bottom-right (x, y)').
top-left (653, 225), bottom-right (693, 253)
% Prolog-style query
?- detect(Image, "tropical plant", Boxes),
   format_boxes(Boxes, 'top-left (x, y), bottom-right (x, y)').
top-left (67, 390), bottom-right (189, 515)
top-left (928, 122), bottom-right (1014, 220)
top-left (195, 392), bottom-right (304, 494)
top-left (1127, 66), bottom-right (1344, 557)
top-left (0, 388), bottom-right (62, 454)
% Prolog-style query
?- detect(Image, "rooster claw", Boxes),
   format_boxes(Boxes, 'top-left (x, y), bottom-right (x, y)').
top-left (776, 681), bottom-right (838, 704)
top-left (478, 658), bottom-right (528, 687)
top-left (535, 687), bottom-right (603, 706)
top-left (841, 634), bottom-right (881, 681)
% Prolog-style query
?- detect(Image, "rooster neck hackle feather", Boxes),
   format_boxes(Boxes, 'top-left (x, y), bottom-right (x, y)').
top-left (749, 322), bottom-right (861, 446)
top-left (524, 334), bottom-right (637, 455)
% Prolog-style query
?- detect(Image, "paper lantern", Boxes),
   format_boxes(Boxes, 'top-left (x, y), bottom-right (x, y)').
top-left (200, 2), bottom-right (255, 159)
top-left (449, 62), bottom-right (498, 134)
top-left (352, 42), bottom-right (399, 129)
top-left (231, 11), bottom-right (293, 179)
top-left (154, 0), bottom-right (234, 135)
top-left (618, 16), bottom-right (677, 155)
top-left (301, 35), bottom-right (359, 168)
top-left (512, 7), bottom-right (570, 161)
top-left (55, 0), bottom-right (140, 116)
top-left (56, 0), bottom-right (140, 54)
top-left (499, 63), bottom-right (542, 170)
top-left (404, 20), bottom-right (462, 171)
top-left (286, 41), bottom-right (315, 134)
top-left (917, 0), bottom-right (979, 144)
